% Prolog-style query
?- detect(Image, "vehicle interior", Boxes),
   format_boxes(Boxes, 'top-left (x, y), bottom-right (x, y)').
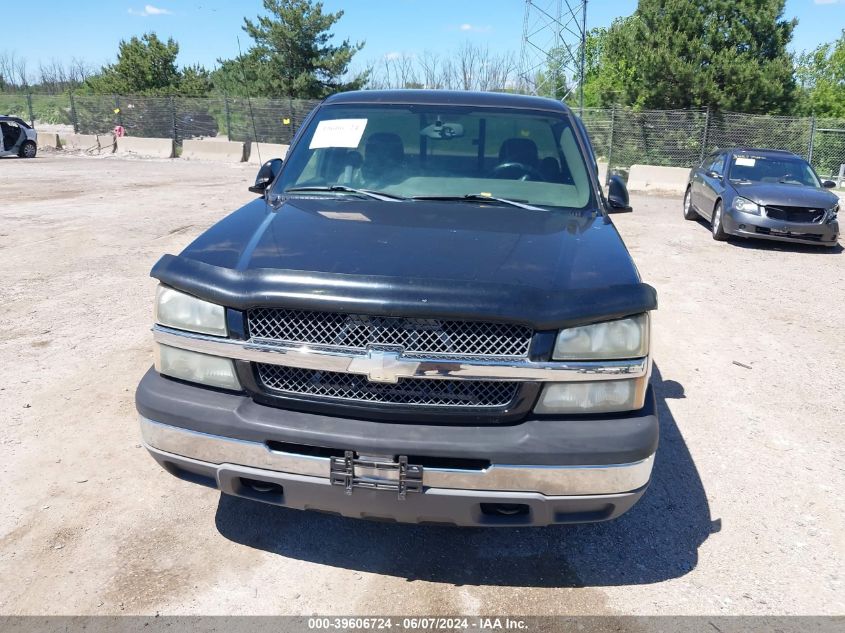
top-left (729, 156), bottom-right (819, 187)
top-left (278, 106), bottom-right (594, 209)
top-left (1, 120), bottom-right (23, 152)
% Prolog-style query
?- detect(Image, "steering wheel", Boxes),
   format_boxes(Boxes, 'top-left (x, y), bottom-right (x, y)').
top-left (491, 162), bottom-right (545, 181)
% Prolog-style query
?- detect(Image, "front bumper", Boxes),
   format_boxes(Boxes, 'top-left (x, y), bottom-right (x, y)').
top-left (723, 207), bottom-right (839, 246)
top-left (136, 369), bottom-right (658, 526)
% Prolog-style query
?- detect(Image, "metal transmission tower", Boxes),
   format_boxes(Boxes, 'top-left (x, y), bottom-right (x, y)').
top-left (519, 0), bottom-right (588, 112)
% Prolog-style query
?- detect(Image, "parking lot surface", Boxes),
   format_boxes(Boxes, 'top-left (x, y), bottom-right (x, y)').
top-left (0, 154), bottom-right (842, 615)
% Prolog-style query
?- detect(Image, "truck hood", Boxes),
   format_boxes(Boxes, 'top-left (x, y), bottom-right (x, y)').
top-left (152, 197), bottom-right (656, 329)
top-left (732, 182), bottom-right (839, 209)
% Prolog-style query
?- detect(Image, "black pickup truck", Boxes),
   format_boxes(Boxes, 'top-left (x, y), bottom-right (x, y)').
top-left (136, 90), bottom-right (658, 527)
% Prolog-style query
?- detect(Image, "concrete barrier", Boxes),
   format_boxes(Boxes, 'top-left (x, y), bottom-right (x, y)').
top-left (62, 134), bottom-right (99, 151)
top-left (627, 164), bottom-right (690, 194)
top-left (597, 161), bottom-right (608, 186)
top-left (115, 136), bottom-right (174, 159)
top-left (36, 132), bottom-right (59, 149)
top-left (181, 139), bottom-right (245, 163)
top-left (248, 142), bottom-right (289, 164)
top-left (60, 133), bottom-right (115, 154)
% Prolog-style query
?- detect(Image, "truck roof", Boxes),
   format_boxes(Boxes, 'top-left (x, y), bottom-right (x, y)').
top-left (726, 147), bottom-right (801, 158)
top-left (323, 90), bottom-right (572, 114)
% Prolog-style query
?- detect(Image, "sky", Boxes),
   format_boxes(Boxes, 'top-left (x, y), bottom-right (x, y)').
top-left (4, 0), bottom-right (845, 74)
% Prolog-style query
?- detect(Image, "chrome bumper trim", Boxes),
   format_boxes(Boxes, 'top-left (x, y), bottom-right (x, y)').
top-left (139, 417), bottom-right (654, 496)
top-left (152, 325), bottom-right (648, 383)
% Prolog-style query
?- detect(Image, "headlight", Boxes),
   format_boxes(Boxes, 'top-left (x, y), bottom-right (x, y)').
top-left (734, 197), bottom-right (761, 215)
top-left (534, 377), bottom-right (647, 414)
top-left (155, 344), bottom-right (241, 390)
top-left (829, 203), bottom-right (839, 218)
top-left (155, 285), bottom-right (227, 336)
top-left (553, 314), bottom-right (648, 360)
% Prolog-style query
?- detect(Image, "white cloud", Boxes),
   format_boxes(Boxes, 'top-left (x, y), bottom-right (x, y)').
top-left (128, 4), bottom-right (172, 16)
top-left (385, 51), bottom-right (403, 60)
top-left (458, 23), bottom-right (491, 33)
top-left (813, 0), bottom-right (844, 4)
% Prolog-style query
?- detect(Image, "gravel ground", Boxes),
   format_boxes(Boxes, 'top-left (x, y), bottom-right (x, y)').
top-left (0, 153), bottom-right (842, 616)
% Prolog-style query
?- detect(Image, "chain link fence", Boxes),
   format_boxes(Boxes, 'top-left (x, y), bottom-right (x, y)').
top-left (2, 93), bottom-right (844, 181)
top-left (582, 106), bottom-right (845, 184)
top-left (0, 93), bottom-right (320, 146)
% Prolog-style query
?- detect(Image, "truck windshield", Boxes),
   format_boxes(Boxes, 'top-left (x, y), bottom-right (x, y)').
top-left (274, 104), bottom-right (595, 210)
top-left (728, 155), bottom-right (820, 187)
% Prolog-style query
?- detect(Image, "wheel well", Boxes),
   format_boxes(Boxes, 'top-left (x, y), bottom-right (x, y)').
top-left (19, 140), bottom-right (36, 157)
top-left (713, 198), bottom-right (722, 213)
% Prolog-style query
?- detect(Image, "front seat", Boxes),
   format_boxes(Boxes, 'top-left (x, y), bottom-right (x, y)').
top-left (498, 138), bottom-right (539, 169)
top-left (361, 133), bottom-right (405, 184)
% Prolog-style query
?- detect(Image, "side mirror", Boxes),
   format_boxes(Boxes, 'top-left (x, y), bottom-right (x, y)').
top-left (822, 180), bottom-right (837, 189)
top-left (249, 158), bottom-right (284, 195)
top-left (607, 174), bottom-right (633, 213)
top-left (706, 170), bottom-right (722, 180)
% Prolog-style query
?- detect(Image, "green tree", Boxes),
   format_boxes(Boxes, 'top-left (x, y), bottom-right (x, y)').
top-left (586, 0), bottom-right (797, 113)
top-left (534, 47), bottom-right (570, 100)
top-left (579, 26), bottom-right (629, 107)
top-left (215, 0), bottom-right (367, 98)
top-left (86, 33), bottom-right (212, 96)
top-left (796, 30), bottom-right (845, 117)
top-left (178, 64), bottom-right (213, 97)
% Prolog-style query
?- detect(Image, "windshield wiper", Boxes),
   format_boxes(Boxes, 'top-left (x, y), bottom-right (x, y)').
top-left (283, 185), bottom-right (406, 201)
top-left (410, 194), bottom-right (547, 211)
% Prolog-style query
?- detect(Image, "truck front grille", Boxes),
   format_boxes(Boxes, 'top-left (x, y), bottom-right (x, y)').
top-left (256, 364), bottom-right (520, 409)
top-left (247, 308), bottom-right (533, 358)
top-left (764, 205), bottom-right (826, 223)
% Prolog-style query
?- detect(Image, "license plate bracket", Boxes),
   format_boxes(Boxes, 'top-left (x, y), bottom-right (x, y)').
top-left (330, 451), bottom-right (423, 500)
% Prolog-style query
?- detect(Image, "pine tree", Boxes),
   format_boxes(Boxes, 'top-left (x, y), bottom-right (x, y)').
top-left (588, 0), bottom-right (797, 113)
top-left (215, 0), bottom-right (367, 98)
top-left (86, 33), bottom-right (211, 96)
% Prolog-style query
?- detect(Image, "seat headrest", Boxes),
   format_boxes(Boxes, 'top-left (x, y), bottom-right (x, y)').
top-left (365, 133), bottom-right (404, 164)
top-left (499, 138), bottom-right (539, 166)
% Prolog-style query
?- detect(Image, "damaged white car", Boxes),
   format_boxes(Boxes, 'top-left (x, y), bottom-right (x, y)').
top-left (0, 115), bottom-right (38, 158)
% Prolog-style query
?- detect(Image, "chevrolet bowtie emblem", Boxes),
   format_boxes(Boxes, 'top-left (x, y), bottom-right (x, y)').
top-left (348, 349), bottom-right (418, 384)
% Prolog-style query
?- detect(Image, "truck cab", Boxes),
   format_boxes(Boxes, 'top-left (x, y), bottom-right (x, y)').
top-left (136, 90), bottom-right (657, 527)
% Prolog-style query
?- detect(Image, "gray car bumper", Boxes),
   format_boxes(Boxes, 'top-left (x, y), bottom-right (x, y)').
top-left (723, 208), bottom-right (839, 246)
top-left (141, 418), bottom-right (653, 527)
top-left (136, 370), bottom-right (658, 526)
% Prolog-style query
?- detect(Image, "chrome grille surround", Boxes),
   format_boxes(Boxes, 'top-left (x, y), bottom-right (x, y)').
top-left (257, 364), bottom-right (520, 408)
top-left (152, 324), bottom-right (651, 413)
top-left (247, 308), bottom-right (533, 358)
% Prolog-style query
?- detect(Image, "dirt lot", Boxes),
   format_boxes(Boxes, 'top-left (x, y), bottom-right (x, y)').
top-left (0, 153), bottom-right (842, 616)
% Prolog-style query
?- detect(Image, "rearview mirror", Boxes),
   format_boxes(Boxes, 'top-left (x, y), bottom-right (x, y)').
top-left (822, 180), bottom-right (836, 189)
top-left (420, 121), bottom-right (465, 140)
top-left (249, 158), bottom-right (284, 194)
top-left (607, 174), bottom-right (633, 213)
top-left (706, 170), bottom-right (722, 180)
